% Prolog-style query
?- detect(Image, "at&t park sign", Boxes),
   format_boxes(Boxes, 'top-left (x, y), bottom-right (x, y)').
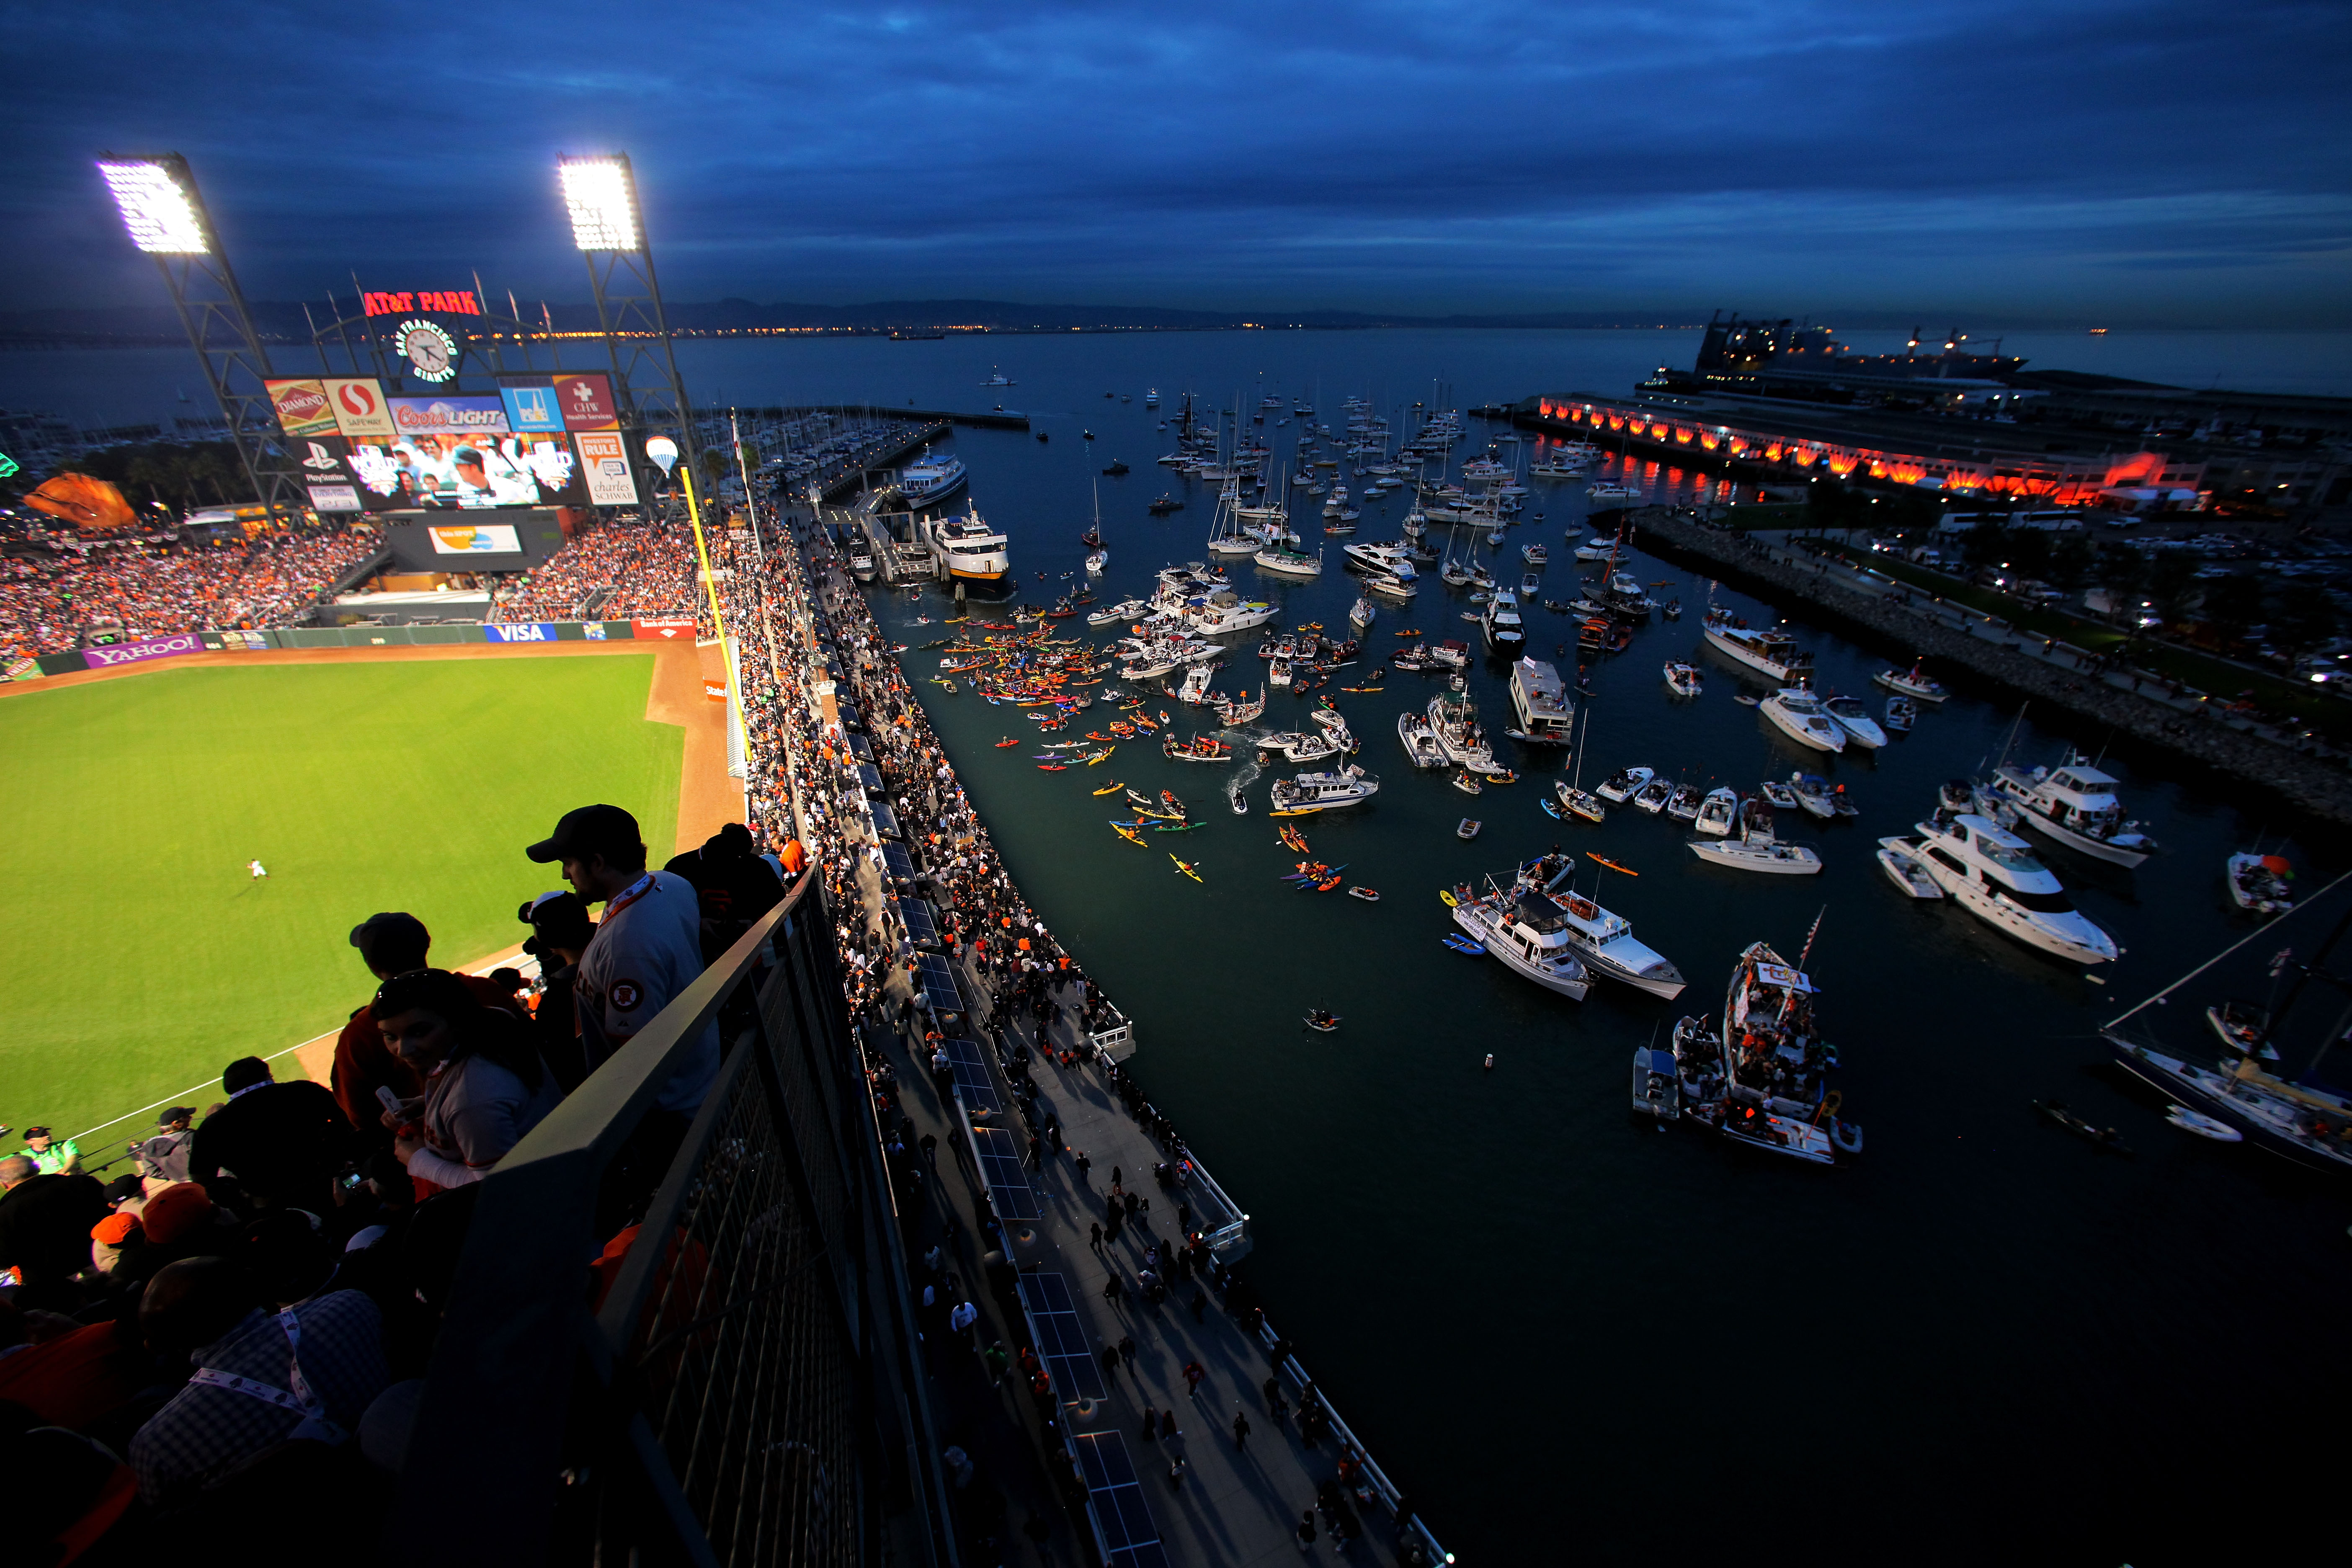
top-left (362, 289), bottom-right (484, 317)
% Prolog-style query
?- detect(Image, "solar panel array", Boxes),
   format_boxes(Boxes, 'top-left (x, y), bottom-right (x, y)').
top-left (856, 762), bottom-right (886, 795)
top-left (968, 1125), bottom-right (1039, 1220)
top-left (939, 1037), bottom-right (1000, 1113)
top-left (915, 953), bottom-right (963, 1018)
top-left (869, 802), bottom-right (900, 839)
top-left (881, 843), bottom-right (916, 884)
top-left (892, 896), bottom-right (940, 949)
top-left (1016, 1272), bottom-right (1106, 1403)
top-left (1072, 1432), bottom-right (1169, 1568)
top-left (846, 733), bottom-right (874, 763)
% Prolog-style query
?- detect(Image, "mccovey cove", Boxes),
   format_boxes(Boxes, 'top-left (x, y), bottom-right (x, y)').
top-left (782, 324), bottom-right (2352, 1565)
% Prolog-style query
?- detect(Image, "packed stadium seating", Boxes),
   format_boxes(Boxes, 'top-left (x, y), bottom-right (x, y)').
top-left (0, 531), bottom-right (377, 658)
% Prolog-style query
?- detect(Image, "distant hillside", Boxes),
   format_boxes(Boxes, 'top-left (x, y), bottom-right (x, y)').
top-left (0, 297), bottom-right (1701, 344)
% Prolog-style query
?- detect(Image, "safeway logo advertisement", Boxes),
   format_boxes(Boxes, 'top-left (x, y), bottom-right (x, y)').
top-left (326, 377), bottom-right (394, 439)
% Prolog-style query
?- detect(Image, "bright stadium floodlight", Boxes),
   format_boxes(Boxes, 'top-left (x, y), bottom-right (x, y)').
top-left (560, 155), bottom-right (640, 251)
top-left (97, 157), bottom-right (210, 253)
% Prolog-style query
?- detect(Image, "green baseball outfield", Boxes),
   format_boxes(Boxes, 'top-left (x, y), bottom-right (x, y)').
top-left (0, 652), bottom-right (685, 1159)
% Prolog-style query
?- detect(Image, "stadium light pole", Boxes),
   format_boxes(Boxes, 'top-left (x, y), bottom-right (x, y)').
top-left (559, 153), bottom-right (699, 514)
top-left (96, 154), bottom-right (305, 527)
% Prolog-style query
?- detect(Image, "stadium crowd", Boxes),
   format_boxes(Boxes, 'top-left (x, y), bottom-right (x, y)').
top-left (489, 516), bottom-right (696, 624)
top-left (0, 531), bottom-right (377, 658)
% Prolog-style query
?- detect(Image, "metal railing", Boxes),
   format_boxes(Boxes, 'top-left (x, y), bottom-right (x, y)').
top-left (389, 871), bottom-right (953, 1568)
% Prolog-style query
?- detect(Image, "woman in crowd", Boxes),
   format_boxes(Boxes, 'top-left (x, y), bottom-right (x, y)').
top-left (373, 968), bottom-right (562, 1191)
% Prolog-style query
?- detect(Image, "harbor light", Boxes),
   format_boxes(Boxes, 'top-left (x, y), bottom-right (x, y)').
top-left (96, 157), bottom-right (208, 253)
top-left (560, 155), bottom-right (641, 251)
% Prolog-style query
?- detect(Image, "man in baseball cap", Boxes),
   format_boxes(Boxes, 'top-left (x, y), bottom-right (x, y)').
top-left (526, 805), bottom-right (717, 1123)
top-left (333, 912), bottom-right (516, 1153)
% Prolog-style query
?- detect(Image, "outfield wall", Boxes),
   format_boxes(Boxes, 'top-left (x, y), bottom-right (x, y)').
top-left (13, 616), bottom-right (701, 678)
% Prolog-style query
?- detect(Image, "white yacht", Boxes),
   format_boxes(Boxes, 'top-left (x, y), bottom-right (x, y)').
top-left (1694, 786), bottom-right (1738, 836)
top-left (1821, 694), bottom-right (1887, 749)
top-left (1427, 678), bottom-right (1499, 771)
top-left (1985, 750), bottom-right (2158, 867)
top-left (1341, 541), bottom-right (1418, 580)
top-left (1365, 572), bottom-right (1418, 604)
top-left (1087, 596), bottom-right (1149, 628)
top-left (1269, 763), bottom-right (1378, 814)
top-left (1595, 765), bottom-right (1653, 804)
top-left (920, 506), bottom-right (1011, 585)
top-left (1759, 688), bottom-right (1847, 753)
top-left (1253, 544), bottom-right (1323, 580)
top-left (1397, 710), bottom-right (1449, 769)
top-left (1184, 585), bottom-right (1280, 638)
top-left (1452, 887), bottom-right (1594, 1001)
top-left (897, 451), bottom-right (968, 507)
top-left (1522, 861), bottom-right (1687, 999)
top-left (1911, 812), bottom-right (2120, 965)
top-left (1702, 612), bottom-right (1813, 684)
top-left (1506, 657), bottom-right (1573, 745)
top-left (1481, 589), bottom-right (1526, 655)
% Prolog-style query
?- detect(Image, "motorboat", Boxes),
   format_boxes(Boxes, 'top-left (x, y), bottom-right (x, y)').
top-left (1758, 776), bottom-right (1799, 811)
top-left (1874, 663), bottom-right (1949, 704)
top-left (1395, 709), bottom-right (1449, 769)
top-left (1342, 541), bottom-right (1419, 580)
top-left (1253, 544), bottom-right (1324, 579)
top-left (1349, 595), bottom-right (1376, 631)
top-left (1910, 812), bottom-right (2120, 965)
top-left (2226, 852), bottom-right (2293, 914)
top-left (1790, 773), bottom-right (1854, 820)
top-left (1427, 677), bottom-right (1500, 771)
top-left (1665, 783), bottom-right (1703, 822)
top-left (1984, 750), bottom-right (2158, 867)
top-left (1883, 696), bottom-right (1916, 733)
top-left (1452, 769), bottom-right (1483, 796)
top-left (1268, 763), bottom-right (1379, 815)
top-left (1702, 611), bottom-right (1813, 684)
top-left (1573, 539), bottom-right (1616, 562)
top-left (1632, 775), bottom-right (1675, 815)
top-left (1519, 856), bottom-right (1687, 999)
top-left (1694, 786), bottom-right (1738, 836)
top-left (1663, 662), bottom-right (1702, 699)
top-left (1633, 1046), bottom-right (1682, 1121)
top-left (1451, 886), bottom-right (1593, 1001)
top-left (1177, 662), bottom-right (1218, 705)
top-left (1821, 694), bottom-right (1887, 749)
top-left (1875, 836), bottom-right (1944, 898)
top-left (1701, 941), bottom-right (1862, 1163)
top-left (1365, 573), bottom-right (1418, 603)
top-left (1689, 798), bottom-right (1823, 876)
top-left (1596, 765), bottom-right (1653, 804)
top-left (1481, 590), bottom-right (1527, 655)
top-left (1588, 482), bottom-right (1640, 501)
top-left (1257, 728), bottom-right (1341, 764)
top-left (1759, 688), bottom-right (1847, 753)
top-left (1505, 657), bottom-right (1573, 745)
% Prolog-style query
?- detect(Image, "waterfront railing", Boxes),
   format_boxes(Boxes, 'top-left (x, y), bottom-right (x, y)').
top-left (390, 872), bottom-right (955, 1568)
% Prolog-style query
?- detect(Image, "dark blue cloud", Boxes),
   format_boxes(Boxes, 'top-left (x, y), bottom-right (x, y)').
top-left (5, 0), bottom-right (2346, 322)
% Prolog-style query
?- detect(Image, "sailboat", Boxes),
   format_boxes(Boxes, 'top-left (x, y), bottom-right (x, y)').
top-left (1204, 487), bottom-right (1263, 559)
top-left (2104, 868), bottom-right (2352, 1171)
top-left (1554, 704), bottom-right (1607, 821)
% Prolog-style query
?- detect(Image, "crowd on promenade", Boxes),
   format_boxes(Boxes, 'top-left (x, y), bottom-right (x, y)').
top-left (0, 530), bottom-right (377, 658)
top-left (489, 516), bottom-right (698, 624)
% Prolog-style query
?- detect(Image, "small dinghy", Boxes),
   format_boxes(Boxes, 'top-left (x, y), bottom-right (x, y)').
top-left (1883, 695), bottom-right (1916, 733)
top-left (1453, 771), bottom-right (1485, 796)
top-left (1457, 818), bottom-right (1483, 839)
top-left (1304, 1010), bottom-right (1342, 1032)
top-left (2166, 1104), bottom-right (2243, 1142)
top-left (1875, 837), bottom-right (1944, 898)
top-left (1632, 1046), bottom-right (1681, 1121)
top-left (1733, 692), bottom-right (1761, 707)
top-left (2032, 1099), bottom-right (2133, 1155)
top-left (1347, 886), bottom-right (1380, 902)
top-left (1441, 934), bottom-right (1485, 956)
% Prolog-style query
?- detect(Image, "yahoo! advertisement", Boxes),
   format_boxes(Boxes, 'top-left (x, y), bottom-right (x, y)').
top-left (81, 631), bottom-right (203, 670)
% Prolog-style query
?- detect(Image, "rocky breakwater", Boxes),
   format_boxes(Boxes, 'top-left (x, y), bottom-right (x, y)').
top-left (1632, 507), bottom-right (2352, 828)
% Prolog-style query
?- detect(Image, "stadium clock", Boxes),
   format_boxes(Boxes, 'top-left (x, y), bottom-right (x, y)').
top-left (397, 318), bottom-right (458, 382)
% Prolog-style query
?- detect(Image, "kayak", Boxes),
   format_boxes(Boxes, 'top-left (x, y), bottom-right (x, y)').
top-left (1441, 934), bottom-right (1484, 955)
top-left (1587, 852), bottom-right (1638, 877)
top-left (1038, 763), bottom-right (1068, 771)
top-left (1156, 821), bottom-right (1203, 833)
top-left (1439, 888), bottom-right (1460, 907)
top-left (995, 738), bottom-right (1020, 748)
top-left (1171, 855), bottom-right (1202, 882)
top-left (1092, 781), bottom-right (1126, 795)
top-left (1540, 798), bottom-right (1563, 819)
top-left (1112, 825), bottom-right (1147, 846)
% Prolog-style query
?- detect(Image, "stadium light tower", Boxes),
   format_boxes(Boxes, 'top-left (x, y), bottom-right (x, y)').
top-left (96, 154), bottom-right (304, 525)
top-left (560, 152), bottom-right (698, 509)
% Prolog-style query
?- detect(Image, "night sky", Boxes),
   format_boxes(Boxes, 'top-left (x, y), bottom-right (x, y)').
top-left (9, 0), bottom-right (2348, 323)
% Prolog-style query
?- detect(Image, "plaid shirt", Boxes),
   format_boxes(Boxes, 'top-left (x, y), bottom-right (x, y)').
top-left (129, 1291), bottom-right (391, 1504)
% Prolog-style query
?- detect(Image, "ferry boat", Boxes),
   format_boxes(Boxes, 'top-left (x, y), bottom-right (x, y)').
top-left (1519, 854), bottom-right (1686, 999)
top-left (1269, 763), bottom-right (1379, 815)
top-left (920, 506), bottom-right (1011, 585)
top-left (1759, 688), bottom-right (1847, 753)
top-left (897, 451), bottom-right (969, 507)
top-left (1984, 750), bottom-right (2158, 867)
top-left (1481, 589), bottom-right (1526, 655)
top-left (1702, 611), bottom-right (1813, 684)
top-left (1910, 812), bottom-right (2120, 965)
top-left (1451, 884), bottom-right (1594, 1001)
top-left (1506, 657), bottom-right (1573, 745)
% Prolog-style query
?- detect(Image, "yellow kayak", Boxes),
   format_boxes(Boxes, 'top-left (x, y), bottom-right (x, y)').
top-left (1092, 780), bottom-right (1126, 796)
top-left (1087, 746), bottom-right (1115, 764)
top-left (1171, 855), bottom-right (1202, 882)
top-left (1114, 825), bottom-right (1146, 846)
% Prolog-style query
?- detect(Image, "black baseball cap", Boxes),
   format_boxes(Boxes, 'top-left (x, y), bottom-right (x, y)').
top-left (160, 1107), bottom-right (197, 1126)
top-left (527, 804), bottom-right (643, 864)
top-left (349, 912), bottom-right (430, 970)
